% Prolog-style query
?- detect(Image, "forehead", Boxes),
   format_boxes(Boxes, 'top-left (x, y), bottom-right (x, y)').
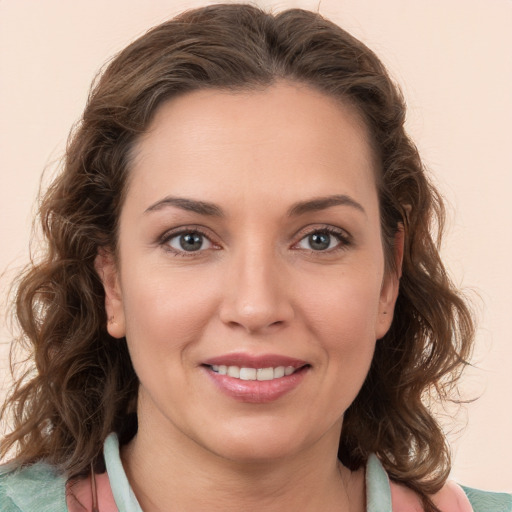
top-left (127, 81), bottom-right (378, 214)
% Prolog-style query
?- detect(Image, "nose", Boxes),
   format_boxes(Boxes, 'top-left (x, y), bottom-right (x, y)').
top-left (218, 243), bottom-right (295, 334)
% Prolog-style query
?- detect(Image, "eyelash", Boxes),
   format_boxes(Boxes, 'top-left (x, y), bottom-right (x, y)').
top-left (159, 226), bottom-right (217, 257)
top-left (159, 225), bottom-right (352, 257)
top-left (293, 226), bottom-right (352, 254)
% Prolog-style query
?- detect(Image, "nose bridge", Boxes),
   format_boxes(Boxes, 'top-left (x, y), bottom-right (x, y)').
top-left (220, 237), bottom-right (293, 333)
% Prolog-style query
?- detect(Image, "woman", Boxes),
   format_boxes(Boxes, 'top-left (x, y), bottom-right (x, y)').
top-left (0, 3), bottom-right (510, 511)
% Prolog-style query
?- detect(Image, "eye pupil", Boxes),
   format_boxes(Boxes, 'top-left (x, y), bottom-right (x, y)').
top-left (180, 233), bottom-right (203, 251)
top-left (309, 232), bottom-right (330, 250)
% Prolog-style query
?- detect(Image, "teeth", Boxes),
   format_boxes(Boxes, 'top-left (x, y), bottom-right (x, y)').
top-left (210, 364), bottom-right (299, 380)
top-left (274, 366), bottom-right (285, 378)
top-left (284, 366), bottom-right (295, 376)
top-left (227, 366), bottom-right (240, 378)
top-left (256, 367), bottom-right (274, 381)
top-left (240, 368), bottom-right (257, 380)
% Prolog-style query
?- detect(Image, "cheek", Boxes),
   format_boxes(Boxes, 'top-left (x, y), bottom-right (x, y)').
top-left (297, 268), bottom-right (382, 378)
top-left (299, 269), bottom-right (382, 338)
top-left (120, 265), bottom-right (220, 366)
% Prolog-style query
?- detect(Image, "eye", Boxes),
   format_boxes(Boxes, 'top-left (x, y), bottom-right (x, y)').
top-left (165, 230), bottom-right (214, 253)
top-left (296, 228), bottom-right (349, 252)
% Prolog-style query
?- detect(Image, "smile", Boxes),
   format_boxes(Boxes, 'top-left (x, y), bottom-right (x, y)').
top-left (210, 365), bottom-right (297, 381)
top-left (202, 355), bottom-right (310, 403)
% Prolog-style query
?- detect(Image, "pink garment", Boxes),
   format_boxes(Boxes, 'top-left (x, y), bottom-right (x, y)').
top-left (66, 472), bottom-right (117, 512)
top-left (66, 470), bottom-right (473, 511)
top-left (390, 479), bottom-right (474, 512)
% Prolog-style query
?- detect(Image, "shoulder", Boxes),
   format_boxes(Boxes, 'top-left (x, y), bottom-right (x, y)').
top-left (431, 480), bottom-right (475, 511)
top-left (0, 461), bottom-right (67, 512)
top-left (390, 479), bottom-right (512, 512)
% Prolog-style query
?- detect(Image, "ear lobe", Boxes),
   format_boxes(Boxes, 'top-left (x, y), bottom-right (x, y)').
top-left (375, 226), bottom-right (405, 339)
top-left (94, 248), bottom-right (126, 339)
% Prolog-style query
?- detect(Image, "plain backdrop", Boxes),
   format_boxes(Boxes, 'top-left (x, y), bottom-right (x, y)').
top-left (1, 0), bottom-right (511, 491)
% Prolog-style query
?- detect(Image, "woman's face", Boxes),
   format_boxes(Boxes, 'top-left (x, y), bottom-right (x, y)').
top-left (99, 82), bottom-right (399, 463)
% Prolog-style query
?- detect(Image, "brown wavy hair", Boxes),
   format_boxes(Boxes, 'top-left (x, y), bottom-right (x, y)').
top-left (1, 4), bottom-right (473, 510)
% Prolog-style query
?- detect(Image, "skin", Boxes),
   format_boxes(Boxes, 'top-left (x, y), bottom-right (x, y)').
top-left (96, 81), bottom-right (401, 512)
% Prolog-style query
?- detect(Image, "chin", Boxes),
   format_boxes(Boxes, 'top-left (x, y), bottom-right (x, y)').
top-left (211, 438), bottom-right (302, 465)
top-left (194, 418), bottom-right (325, 465)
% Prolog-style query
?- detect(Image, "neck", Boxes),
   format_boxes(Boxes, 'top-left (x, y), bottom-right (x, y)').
top-left (121, 416), bottom-right (364, 512)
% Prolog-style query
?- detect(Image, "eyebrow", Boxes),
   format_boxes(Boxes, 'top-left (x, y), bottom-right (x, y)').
top-left (144, 194), bottom-right (365, 218)
top-left (287, 194), bottom-right (366, 217)
top-left (144, 196), bottom-right (224, 217)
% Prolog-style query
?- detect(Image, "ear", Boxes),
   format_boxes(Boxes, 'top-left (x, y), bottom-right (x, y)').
top-left (375, 226), bottom-right (405, 340)
top-left (94, 248), bottom-right (126, 339)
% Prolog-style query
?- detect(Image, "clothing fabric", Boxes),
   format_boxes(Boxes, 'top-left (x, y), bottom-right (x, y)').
top-left (0, 433), bottom-right (510, 511)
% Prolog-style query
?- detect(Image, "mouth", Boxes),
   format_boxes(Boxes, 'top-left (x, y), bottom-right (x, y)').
top-left (201, 354), bottom-right (310, 403)
top-left (207, 364), bottom-right (305, 381)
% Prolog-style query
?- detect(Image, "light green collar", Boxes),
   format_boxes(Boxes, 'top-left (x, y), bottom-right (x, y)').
top-left (104, 433), bottom-right (143, 512)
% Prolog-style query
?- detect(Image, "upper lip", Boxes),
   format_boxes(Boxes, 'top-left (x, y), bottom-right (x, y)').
top-left (202, 353), bottom-right (309, 369)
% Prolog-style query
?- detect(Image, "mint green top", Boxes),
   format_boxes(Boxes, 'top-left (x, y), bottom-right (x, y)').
top-left (0, 433), bottom-right (510, 511)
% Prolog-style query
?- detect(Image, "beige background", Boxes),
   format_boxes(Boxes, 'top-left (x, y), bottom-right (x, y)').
top-left (1, 0), bottom-right (511, 491)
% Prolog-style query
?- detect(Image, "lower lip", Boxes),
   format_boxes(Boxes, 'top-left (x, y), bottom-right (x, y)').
top-left (204, 366), bottom-right (309, 403)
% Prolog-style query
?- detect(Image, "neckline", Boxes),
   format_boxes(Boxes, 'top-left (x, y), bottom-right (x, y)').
top-left (103, 433), bottom-right (393, 512)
